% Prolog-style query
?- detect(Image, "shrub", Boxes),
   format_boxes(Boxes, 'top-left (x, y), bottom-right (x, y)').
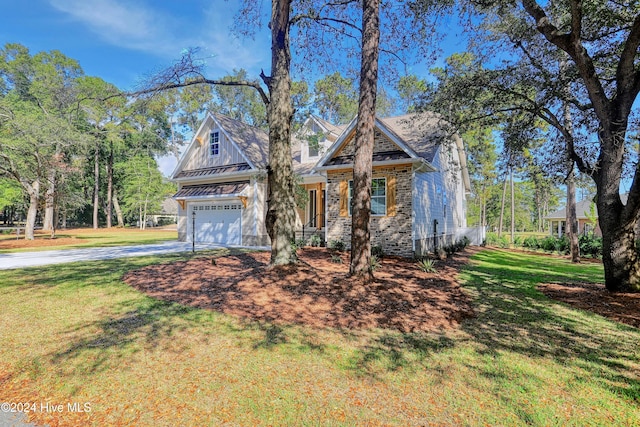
top-left (370, 255), bottom-right (381, 271)
top-left (330, 254), bottom-right (343, 264)
top-left (329, 239), bottom-right (346, 251)
top-left (580, 233), bottom-right (602, 258)
top-left (522, 236), bottom-right (540, 250)
top-left (538, 235), bottom-right (570, 255)
top-left (453, 237), bottom-right (470, 252)
top-left (443, 244), bottom-right (456, 257)
top-left (540, 236), bottom-right (558, 252)
top-left (417, 258), bottom-right (437, 273)
top-left (554, 236), bottom-right (570, 255)
top-left (487, 232), bottom-right (509, 248)
top-left (308, 234), bottom-right (322, 247)
top-left (372, 244), bottom-right (385, 258)
top-left (486, 232), bottom-right (499, 246)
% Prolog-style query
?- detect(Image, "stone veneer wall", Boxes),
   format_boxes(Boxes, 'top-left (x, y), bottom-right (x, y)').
top-left (326, 165), bottom-right (414, 258)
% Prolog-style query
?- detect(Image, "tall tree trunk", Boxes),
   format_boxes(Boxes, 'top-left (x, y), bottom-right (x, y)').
top-left (597, 123), bottom-right (640, 292)
top-left (23, 180), bottom-right (40, 240)
top-left (562, 57), bottom-right (580, 262)
top-left (263, 0), bottom-right (297, 265)
top-left (566, 166), bottom-right (580, 262)
top-left (481, 193), bottom-right (487, 229)
top-left (510, 167), bottom-right (515, 244)
top-left (350, 0), bottom-right (380, 279)
top-left (142, 195), bottom-right (149, 230)
top-left (106, 142), bottom-right (113, 228)
top-left (42, 168), bottom-right (55, 231)
top-left (113, 189), bottom-right (125, 227)
top-left (498, 174), bottom-right (508, 237)
top-left (93, 144), bottom-right (100, 229)
top-left (598, 193), bottom-right (640, 292)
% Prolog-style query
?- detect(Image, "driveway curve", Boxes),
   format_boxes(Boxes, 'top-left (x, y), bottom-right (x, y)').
top-left (0, 241), bottom-right (268, 270)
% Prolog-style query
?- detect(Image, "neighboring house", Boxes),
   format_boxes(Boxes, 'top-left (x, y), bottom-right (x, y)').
top-left (148, 197), bottom-right (179, 226)
top-left (545, 196), bottom-right (614, 237)
top-left (171, 112), bottom-right (473, 257)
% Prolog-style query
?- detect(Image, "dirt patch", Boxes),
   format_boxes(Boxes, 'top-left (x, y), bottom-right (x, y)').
top-left (538, 282), bottom-right (640, 328)
top-left (123, 248), bottom-right (477, 333)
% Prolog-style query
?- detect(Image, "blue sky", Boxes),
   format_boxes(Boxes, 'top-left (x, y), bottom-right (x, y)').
top-left (1, 0), bottom-right (272, 90)
top-left (1, 0), bottom-right (466, 175)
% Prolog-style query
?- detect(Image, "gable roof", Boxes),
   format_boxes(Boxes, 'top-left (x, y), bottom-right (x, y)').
top-left (171, 112), bottom-right (269, 180)
top-left (310, 115), bottom-right (347, 139)
top-left (378, 113), bottom-right (448, 163)
top-left (314, 112), bottom-right (471, 192)
top-left (212, 113), bottom-right (269, 168)
top-left (315, 113), bottom-right (455, 171)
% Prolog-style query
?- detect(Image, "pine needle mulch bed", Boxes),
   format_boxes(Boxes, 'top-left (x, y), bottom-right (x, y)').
top-left (124, 247), bottom-right (476, 333)
top-left (538, 281), bottom-right (640, 329)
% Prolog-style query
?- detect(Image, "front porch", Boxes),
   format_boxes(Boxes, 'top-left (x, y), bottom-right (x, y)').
top-left (296, 182), bottom-right (327, 245)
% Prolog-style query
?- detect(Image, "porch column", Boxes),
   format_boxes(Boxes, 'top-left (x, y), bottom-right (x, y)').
top-left (316, 183), bottom-right (323, 229)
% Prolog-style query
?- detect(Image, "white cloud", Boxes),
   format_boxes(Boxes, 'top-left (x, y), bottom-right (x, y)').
top-left (48, 0), bottom-right (185, 56)
top-left (48, 0), bottom-right (270, 75)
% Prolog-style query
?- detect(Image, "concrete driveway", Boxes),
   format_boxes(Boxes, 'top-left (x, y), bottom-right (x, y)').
top-left (0, 241), bottom-right (266, 270)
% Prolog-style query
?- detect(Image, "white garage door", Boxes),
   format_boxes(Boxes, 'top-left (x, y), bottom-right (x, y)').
top-left (191, 203), bottom-right (242, 245)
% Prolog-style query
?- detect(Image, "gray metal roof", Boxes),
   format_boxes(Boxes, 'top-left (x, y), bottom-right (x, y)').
top-left (174, 181), bottom-right (250, 198)
top-left (325, 150), bottom-right (411, 166)
top-left (174, 163), bottom-right (252, 179)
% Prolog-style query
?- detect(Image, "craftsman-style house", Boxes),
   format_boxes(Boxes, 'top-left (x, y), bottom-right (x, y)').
top-left (171, 112), bottom-right (472, 257)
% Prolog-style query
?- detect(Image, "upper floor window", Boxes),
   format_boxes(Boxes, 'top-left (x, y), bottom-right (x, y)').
top-left (348, 178), bottom-right (386, 216)
top-left (210, 131), bottom-right (220, 156)
top-left (308, 143), bottom-right (319, 157)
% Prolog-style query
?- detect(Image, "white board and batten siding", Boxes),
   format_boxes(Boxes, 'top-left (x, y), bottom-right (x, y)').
top-left (183, 125), bottom-right (246, 170)
top-left (413, 144), bottom-right (467, 251)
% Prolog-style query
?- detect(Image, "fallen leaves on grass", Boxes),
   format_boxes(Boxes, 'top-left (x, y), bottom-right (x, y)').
top-left (123, 248), bottom-right (476, 333)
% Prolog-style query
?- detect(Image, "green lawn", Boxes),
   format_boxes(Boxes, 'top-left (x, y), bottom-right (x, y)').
top-left (0, 228), bottom-right (177, 253)
top-left (0, 249), bottom-right (638, 426)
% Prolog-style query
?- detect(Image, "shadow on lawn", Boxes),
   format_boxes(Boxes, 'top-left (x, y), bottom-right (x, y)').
top-left (50, 299), bottom-right (200, 374)
top-left (460, 249), bottom-right (640, 403)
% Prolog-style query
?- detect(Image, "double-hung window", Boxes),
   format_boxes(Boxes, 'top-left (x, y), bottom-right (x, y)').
top-left (210, 131), bottom-right (220, 156)
top-left (348, 178), bottom-right (386, 216)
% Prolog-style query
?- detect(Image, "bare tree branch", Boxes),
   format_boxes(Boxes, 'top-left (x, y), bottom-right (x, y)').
top-left (128, 77), bottom-right (270, 107)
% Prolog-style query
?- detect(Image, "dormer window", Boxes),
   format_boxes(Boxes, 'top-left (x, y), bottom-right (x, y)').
top-left (210, 131), bottom-right (220, 156)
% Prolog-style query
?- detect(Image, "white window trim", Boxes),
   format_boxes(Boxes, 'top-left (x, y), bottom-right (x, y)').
top-left (210, 130), bottom-right (220, 157)
top-left (348, 177), bottom-right (387, 217)
top-left (308, 144), bottom-right (320, 158)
